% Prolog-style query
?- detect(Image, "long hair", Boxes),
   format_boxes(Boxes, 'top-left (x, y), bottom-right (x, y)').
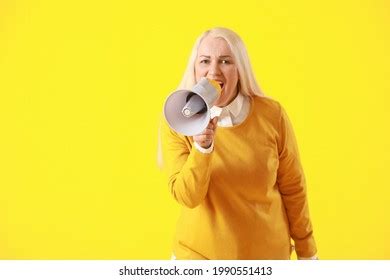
top-left (177, 27), bottom-right (264, 97)
top-left (157, 28), bottom-right (264, 169)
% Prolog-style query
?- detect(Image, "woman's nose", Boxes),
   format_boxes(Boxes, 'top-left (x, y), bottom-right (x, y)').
top-left (208, 61), bottom-right (221, 76)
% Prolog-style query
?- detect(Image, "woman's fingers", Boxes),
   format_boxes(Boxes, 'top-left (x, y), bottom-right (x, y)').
top-left (212, 117), bottom-right (218, 128)
top-left (206, 117), bottom-right (218, 130)
top-left (193, 117), bottom-right (218, 149)
top-left (196, 134), bottom-right (213, 142)
top-left (202, 128), bottom-right (214, 135)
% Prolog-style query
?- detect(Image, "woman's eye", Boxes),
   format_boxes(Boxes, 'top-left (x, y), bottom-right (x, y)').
top-left (200, 60), bottom-right (210, 64)
top-left (221, 60), bottom-right (230, 64)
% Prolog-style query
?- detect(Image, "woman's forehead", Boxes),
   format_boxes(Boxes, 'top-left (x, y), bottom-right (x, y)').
top-left (197, 36), bottom-right (232, 56)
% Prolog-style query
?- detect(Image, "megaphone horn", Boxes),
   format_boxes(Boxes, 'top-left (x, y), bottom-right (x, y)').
top-left (182, 93), bottom-right (207, 117)
top-left (163, 77), bottom-right (221, 136)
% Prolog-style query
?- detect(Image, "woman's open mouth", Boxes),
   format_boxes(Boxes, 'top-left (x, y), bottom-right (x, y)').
top-left (216, 81), bottom-right (225, 91)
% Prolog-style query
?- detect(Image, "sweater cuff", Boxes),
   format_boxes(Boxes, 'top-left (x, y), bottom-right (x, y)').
top-left (194, 141), bottom-right (214, 154)
top-left (298, 254), bottom-right (318, 260)
top-left (294, 235), bottom-right (317, 258)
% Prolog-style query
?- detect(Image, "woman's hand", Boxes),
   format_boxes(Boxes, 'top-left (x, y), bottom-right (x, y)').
top-left (193, 117), bottom-right (218, 149)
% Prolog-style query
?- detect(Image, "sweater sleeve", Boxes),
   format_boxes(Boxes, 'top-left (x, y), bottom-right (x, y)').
top-left (161, 118), bottom-right (213, 209)
top-left (276, 105), bottom-right (318, 258)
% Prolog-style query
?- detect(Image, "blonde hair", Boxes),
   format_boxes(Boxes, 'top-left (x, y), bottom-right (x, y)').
top-left (157, 27), bottom-right (264, 169)
top-left (177, 27), bottom-right (264, 97)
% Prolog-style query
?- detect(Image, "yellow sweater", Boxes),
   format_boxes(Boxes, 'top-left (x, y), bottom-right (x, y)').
top-left (161, 96), bottom-right (317, 259)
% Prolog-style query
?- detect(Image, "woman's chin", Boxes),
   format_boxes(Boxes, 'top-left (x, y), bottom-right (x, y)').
top-left (214, 100), bottom-right (228, 107)
top-left (215, 92), bottom-right (237, 107)
top-left (214, 95), bottom-right (226, 106)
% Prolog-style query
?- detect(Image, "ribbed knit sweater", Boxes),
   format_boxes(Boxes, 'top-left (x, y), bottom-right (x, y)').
top-left (161, 95), bottom-right (317, 259)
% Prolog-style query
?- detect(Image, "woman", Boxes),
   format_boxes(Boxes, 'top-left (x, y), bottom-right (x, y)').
top-left (161, 27), bottom-right (318, 260)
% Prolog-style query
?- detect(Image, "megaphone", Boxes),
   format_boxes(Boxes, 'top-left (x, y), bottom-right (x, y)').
top-left (164, 77), bottom-right (221, 136)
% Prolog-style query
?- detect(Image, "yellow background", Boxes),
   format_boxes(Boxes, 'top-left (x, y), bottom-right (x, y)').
top-left (1, 0), bottom-right (389, 259)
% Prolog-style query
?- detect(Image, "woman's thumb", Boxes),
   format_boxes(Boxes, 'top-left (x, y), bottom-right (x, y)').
top-left (212, 117), bottom-right (218, 128)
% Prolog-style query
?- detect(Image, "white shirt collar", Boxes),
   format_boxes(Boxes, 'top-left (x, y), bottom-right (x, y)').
top-left (210, 93), bottom-right (245, 127)
top-left (210, 93), bottom-right (244, 117)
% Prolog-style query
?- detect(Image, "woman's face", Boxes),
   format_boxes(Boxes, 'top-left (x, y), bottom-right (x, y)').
top-left (195, 35), bottom-right (239, 107)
